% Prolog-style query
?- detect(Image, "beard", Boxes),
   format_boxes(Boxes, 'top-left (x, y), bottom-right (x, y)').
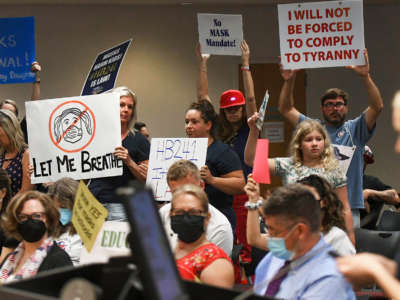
top-left (323, 112), bottom-right (346, 127)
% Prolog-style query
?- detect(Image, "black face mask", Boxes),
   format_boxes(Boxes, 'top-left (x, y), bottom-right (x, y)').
top-left (17, 218), bottom-right (47, 243)
top-left (171, 214), bottom-right (205, 243)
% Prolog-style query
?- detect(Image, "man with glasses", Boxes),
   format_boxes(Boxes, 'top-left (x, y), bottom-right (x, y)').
top-left (277, 50), bottom-right (384, 228)
top-left (158, 159), bottom-right (233, 256)
top-left (254, 184), bottom-right (355, 299)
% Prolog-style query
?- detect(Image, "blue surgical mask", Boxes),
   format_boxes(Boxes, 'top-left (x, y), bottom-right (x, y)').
top-left (59, 208), bottom-right (72, 226)
top-left (266, 225), bottom-right (297, 261)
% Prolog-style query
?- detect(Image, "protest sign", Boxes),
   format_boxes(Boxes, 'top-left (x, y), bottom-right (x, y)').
top-left (278, 0), bottom-right (365, 69)
top-left (0, 17), bottom-right (35, 84)
top-left (80, 221), bottom-right (131, 264)
top-left (26, 93), bottom-right (122, 184)
top-left (81, 39), bottom-right (132, 95)
top-left (198, 13), bottom-right (243, 56)
top-left (146, 138), bottom-right (208, 201)
top-left (72, 181), bottom-right (108, 253)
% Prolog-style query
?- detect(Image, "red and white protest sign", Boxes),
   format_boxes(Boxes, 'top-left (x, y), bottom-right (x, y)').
top-left (278, 0), bottom-right (365, 69)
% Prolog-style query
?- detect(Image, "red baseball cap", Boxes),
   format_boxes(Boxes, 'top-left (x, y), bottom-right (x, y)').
top-left (220, 90), bottom-right (245, 109)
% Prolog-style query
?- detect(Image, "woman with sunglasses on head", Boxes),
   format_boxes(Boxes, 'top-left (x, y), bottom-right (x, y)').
top-left (172, 184), bottom-right (234, 288)
top-left (245, 116), bottom-right (354, 244)
top-left (0, 191), bottom-right (72, 282)
top-left (0, 109), bottom-right (33, 197)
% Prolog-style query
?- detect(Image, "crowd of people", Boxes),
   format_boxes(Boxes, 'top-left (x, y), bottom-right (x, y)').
top-left (0, 41), bottom-right (399, 300)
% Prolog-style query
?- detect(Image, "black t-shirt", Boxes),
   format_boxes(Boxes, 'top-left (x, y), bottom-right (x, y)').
top-left (225, 124), bottom-right (252, 180)
top-left (205, 140), bottom-right (242, 210)
top-left (89, 131), bottom-right (150, 204)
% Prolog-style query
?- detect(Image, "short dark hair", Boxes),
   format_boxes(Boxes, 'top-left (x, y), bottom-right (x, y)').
top-left (320, 88), bottom-right (349, 106)
top-left (262, 184), bottom-right (320, 233)
top-left (134, 121), bottom-right (146, 131)
top-left (187, 100), bottom-right (219, 138)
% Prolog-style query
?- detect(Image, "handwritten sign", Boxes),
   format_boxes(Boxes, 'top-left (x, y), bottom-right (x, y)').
top-left (81, 39), bottom-right (132, 95)
top-left (0, 17), bottom-right (35, 84)
top-left (198, 13), bottom-right (243, 56)
top-left (26, 93), bottom-right (122, 184)
top-left (146, 138), bottom-right (208, 201)
top-left (278, 0), bottom-right (365, 69)
top-left (72, 181), bottom-right (108, 252)
top-left (80, 221), bottom-right (131, 264)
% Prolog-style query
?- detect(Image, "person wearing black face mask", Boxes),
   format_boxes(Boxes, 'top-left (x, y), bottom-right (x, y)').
top-left (0, 191), bottom-right (72, 283)
top-left (171, 184), bottom-right (234, 288)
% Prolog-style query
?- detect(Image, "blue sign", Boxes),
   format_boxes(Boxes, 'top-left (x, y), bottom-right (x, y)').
top-left (0, 17), bottom-right (35, 84)
top-left (81, 39), bottom-right (132, 96)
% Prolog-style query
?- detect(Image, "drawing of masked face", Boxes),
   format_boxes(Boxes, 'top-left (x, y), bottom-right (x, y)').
top-left (62, 112), bottom-right (83, 143)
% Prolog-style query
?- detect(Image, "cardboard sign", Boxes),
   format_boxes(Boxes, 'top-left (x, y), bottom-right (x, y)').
top-left (79, 221), bottom-right (131, 265)
top-left (252, 139), bottom-right (271, 184)
top-left (81, 39), bottom-right (132, 95)
top-left (278, 0), bottom-right (365, 69)
top-left (26, 93), bottom-right (122, 184)
top-left (146, 138), bottom-right (208, 201)
top-left (0, 17), bottom-right (35, 84)
top-left (72, 181), bottom-right (108, 253)
top-left (198, 13), bottom-right (243, 56)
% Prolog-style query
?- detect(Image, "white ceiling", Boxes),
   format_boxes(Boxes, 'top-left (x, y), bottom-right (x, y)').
top-left (0, 0), bottom-right (397, 5)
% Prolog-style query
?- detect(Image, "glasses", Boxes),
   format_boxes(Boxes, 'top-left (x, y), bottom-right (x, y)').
top-left (171, 209), bottom-right (206, 216)
top-left (323, 102), bottom-right (346, 109)
top-left (17, 212), bottom-right (45, 223)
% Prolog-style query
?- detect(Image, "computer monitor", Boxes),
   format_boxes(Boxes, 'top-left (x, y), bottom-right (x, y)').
top-left (120, 184), bottom-right (189, 300)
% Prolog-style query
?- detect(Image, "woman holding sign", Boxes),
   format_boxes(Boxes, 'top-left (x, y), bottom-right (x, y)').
top-left (0, 109), bottom-right (33, 197)
top-left (185, 100), bottom-right (244, 231)
top-left (89, 86), bottom-right (150, 221)
top-left (244, 114), bottom-right (355, 244)
top-left (0, 191), bottom-right (72, 282)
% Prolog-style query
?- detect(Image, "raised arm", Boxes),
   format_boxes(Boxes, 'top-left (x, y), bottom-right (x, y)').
top-left (244, 113), bottom-right (276, 176)
top-left (346, 49), bottom-right (383, 130)
top-left (244, 176), bottom-right (268, 250)
top-left (335, 186), bottom-right (355, 245)
top-left (244, 113), bottom-right (259, 166)
top-left (278, 62), bottom-right (300, 127)
top-left (240, 40), bottom-right (257, 118)
top-left (196, 43), bottom-right (211, 102)
top-left (31, 61), bottom-right (41, 101)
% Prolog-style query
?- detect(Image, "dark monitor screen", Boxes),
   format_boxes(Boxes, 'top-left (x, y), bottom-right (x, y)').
top-left (122, 186), bottom-right (188, 300)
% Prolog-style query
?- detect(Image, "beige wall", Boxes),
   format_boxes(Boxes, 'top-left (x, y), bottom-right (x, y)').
top-left (0, 4), bottom-right (399, 189)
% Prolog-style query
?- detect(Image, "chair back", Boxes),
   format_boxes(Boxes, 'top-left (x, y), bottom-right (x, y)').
top-left (355, 228), bottom-right (400, 259)
top-left (377, 210), bottom-right (400, 231)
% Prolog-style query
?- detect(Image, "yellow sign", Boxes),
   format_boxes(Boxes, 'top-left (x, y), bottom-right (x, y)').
top-left (72, 181), bottom-right (108, 252)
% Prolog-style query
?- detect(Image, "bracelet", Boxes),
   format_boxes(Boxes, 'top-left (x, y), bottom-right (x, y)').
top-left (34, 79), bottom-right (40, 83)
top-left (244, 199), bottom-right (263, 210)
top-left (241, 65), bottom-right (250, 71)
